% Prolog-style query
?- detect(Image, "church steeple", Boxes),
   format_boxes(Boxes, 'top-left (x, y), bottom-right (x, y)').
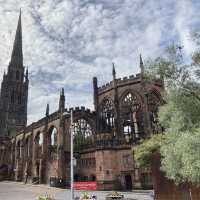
top-left (0, 10), bottom-right (28, 137)
top-left (10, 9), bottom-right (23, 67)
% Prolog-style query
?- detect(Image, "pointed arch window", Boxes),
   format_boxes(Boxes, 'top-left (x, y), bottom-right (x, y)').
top-left (35, 132), bottom-right (43, 158)
top-left (122, 92), bottom-right (140, 112)
top-left (73, 118), bottom-right (93, 150)
top-left (50, 128), bottom-right (57, 146)
top-left (35, 132), bottom-right (43, 146)
top-left (100, 98), bottom-right (115, 131)
top-left (121, 92), bottom-right (141, 139)
top-left (74, 118), bottom-right (93, 138)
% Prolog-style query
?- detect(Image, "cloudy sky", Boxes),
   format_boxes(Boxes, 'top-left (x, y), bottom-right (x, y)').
top-left (0, 0), bottom-right (200, 124)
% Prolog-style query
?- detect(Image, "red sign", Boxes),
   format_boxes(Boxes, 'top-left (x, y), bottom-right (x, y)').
top-left (73, 181), bottom-right (97, 191)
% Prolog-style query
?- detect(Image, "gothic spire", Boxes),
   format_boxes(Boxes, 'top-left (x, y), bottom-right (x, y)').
top-left (46, 103), bottom-right (49, 116)
top-left (61, 88), bottom-right (64, 96)
top-left (140, 54), bottom-right (144, 78)
top-left (59, 88), bottom-right (65, 112)
top-left (112, 62), bottom-right (116, 80)
top-left (10, 9), bottom-right (23, 67)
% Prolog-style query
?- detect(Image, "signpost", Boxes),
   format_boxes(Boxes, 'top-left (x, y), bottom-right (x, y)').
top-left (73, 182), bottom-right (97, 191)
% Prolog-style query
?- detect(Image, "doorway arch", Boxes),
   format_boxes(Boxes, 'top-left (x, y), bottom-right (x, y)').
top-left (35, 162), bottom-right (40, 177)
top-left (125, 174), bottom-right (133, 190)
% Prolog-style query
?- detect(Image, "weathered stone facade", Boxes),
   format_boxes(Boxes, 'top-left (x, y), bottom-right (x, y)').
top-left (0, 12), bottom-right (163, 190)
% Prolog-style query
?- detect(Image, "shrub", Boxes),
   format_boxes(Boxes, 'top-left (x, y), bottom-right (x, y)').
top-left (133, 134), bottom-right (165, 170)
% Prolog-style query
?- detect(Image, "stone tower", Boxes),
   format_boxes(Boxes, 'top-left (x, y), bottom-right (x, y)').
top-left (0, 10), bottom-right (28, 137)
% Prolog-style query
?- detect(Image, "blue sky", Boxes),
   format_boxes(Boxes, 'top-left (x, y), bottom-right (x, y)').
top-left (0, 0), bottom-right (200, 123)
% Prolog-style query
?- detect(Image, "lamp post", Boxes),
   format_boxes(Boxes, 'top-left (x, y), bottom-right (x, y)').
top-left (70, 109), bottom-right (74, 200)
top-left (63, 109), bottom-right (74, 200)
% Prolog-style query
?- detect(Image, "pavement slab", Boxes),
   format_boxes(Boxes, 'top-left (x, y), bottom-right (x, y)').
top-left (0, 181), bottom-right (154, 200)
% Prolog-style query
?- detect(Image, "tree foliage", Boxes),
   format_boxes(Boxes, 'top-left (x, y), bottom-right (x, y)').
top-left (134, 134), bottom-right (165, 170)
top-left (161, 129), bottom-right (200, 185)
top-left (135, 40), bottom-right (200, 184)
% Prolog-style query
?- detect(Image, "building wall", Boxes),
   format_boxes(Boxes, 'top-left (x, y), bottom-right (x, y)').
top-left (0, 72), bottom-right (162, 190)
top-left (0, 11), bottom-right (164, 190)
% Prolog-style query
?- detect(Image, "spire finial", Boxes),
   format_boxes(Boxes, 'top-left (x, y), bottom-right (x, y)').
top-left (59, 88), bottom-right (65, 112)
top-left (46, 103), bottom-right (49, 116)
top-left (10, 9), bottom-right (23, 67)
top-left (61, 87), bottom-right (64, 96)
top-left (140, 54), bottom-right (144, 78)
top-left (112, 62), bottom-right (116, 80)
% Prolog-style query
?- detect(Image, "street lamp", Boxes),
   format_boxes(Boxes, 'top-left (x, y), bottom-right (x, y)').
top-left (70, 109), bottom-right (74, 200)
top-left (63, 109), bottom-right (74, 200)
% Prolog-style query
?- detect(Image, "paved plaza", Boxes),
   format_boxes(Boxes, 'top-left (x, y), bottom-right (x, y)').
top-left (0, 181), bottom-right (153, 200)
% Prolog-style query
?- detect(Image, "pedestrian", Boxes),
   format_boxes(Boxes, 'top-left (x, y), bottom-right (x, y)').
top-left (24, 170), bottom-right (28, 184)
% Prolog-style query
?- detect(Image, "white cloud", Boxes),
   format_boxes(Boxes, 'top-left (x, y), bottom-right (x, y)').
top-left (174, 1), bottom-right (200, 56)
top-left (0, 0), bottom-right (199, 124)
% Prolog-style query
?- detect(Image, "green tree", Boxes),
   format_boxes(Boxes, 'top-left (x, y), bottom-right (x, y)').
top-left (135, 41), bottom-right (200, 184)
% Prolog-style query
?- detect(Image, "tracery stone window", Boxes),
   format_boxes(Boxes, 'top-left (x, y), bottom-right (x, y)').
top-left (122, 92), bottom-right (140, 111)
top-left (120, 92), bottom-right (141, 140)
top-left (74, 118), bottom-right (93, 138)
top-left (100, 98), bottom-right (115, 131)
top-left (74, 119), bottom-right (93, 148)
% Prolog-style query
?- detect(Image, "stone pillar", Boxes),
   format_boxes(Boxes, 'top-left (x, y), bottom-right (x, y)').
top-left (56, 113), bottom-right (66, 187)
top-left (93, 77), bottom-right (99, 134)
top-left (113, 75), bottom-right (120, 137)
top-left (40, 117), bottom-right (49, 184)
top-left (39, 159), bottom-right (43, 184)
top-left (143, 93), bottom-right (152, 136)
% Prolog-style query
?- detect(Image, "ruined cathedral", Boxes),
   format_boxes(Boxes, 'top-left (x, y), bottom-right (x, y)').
top-left (0, 12), bottom-right (163, 190)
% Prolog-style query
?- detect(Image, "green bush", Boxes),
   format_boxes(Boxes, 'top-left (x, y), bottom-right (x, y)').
top-left (134, 134), bottom-right (165, 170)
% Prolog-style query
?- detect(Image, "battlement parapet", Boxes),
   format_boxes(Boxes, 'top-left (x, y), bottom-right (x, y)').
top-left (98, 81), bottom-right (113, 92)
top-left (98, 74), bottom-right (142, 93)
top-left (97, 73), bottom-right (163, 94)
top-left (64, 106), bottom-right (94, 115)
